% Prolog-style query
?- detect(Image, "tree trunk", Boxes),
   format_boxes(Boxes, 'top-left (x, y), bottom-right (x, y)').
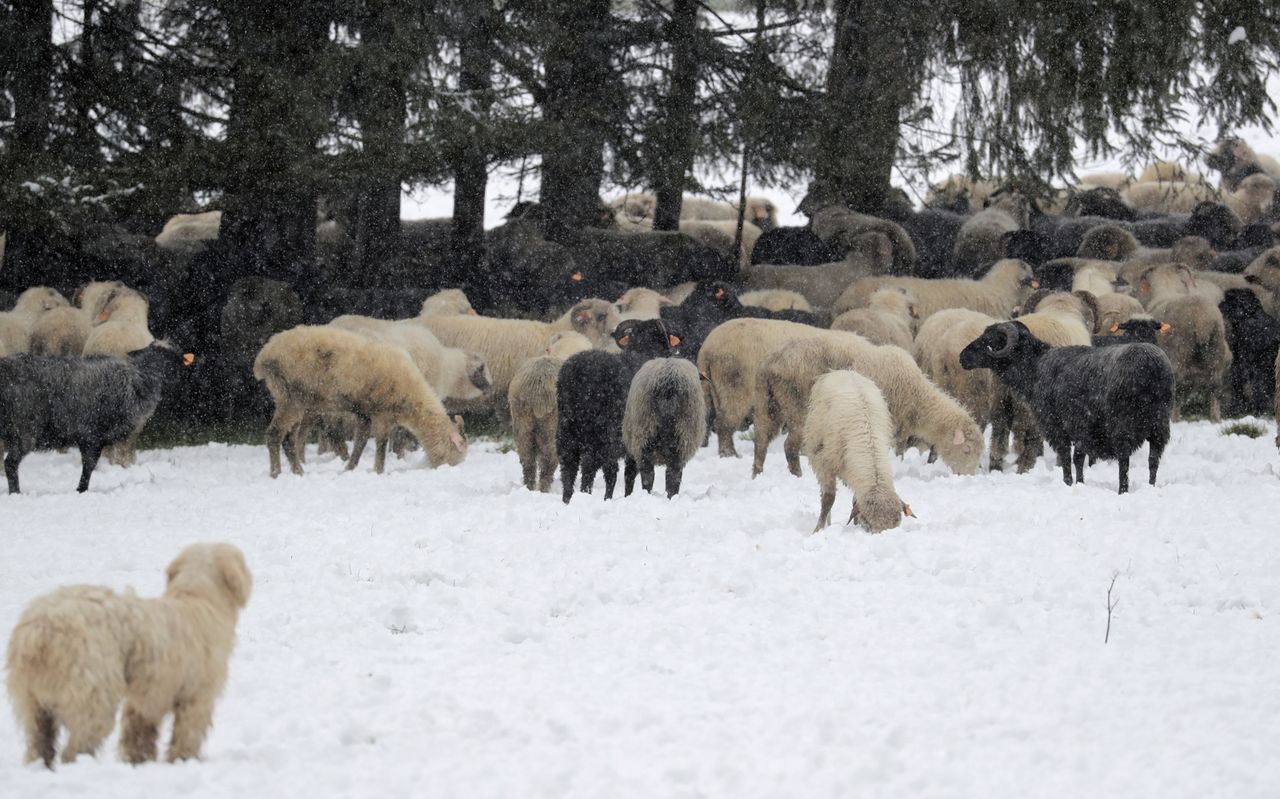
top-left (448, 1), bottom-right (497, 291)
top-left (538, 0), bottom-right (619, 242)
top-left (650, 0), bottom-right (699, 232)
top-left (220, 2), bottom-right (329, 284)
top-left (353, 0), bottom-right (407, 272)
top-left (10, 0), bottom-right (53, 162)
top-left (811, 0), bottom-right (928, 214)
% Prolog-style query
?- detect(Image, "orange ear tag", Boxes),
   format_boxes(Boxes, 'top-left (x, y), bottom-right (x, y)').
top-left (1109, 323), bottom-right (1119, 333)
top-left (618, 335), bottom-right (630, 347)
top-left (1159, 323), bottom-right (1171, 333)
top-left (182, 353), bottom-right (196, 366)
top-left (668, 335), bottom-right (681, 346)
top-left (97, 310), bottom-right (111, 323)
top-left (715, 288), bottom-right (725, 299)
top-left (571, 272), bottom-right (583, 281)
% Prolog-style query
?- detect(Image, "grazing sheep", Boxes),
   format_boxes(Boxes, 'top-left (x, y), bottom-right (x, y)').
top-left (0, 287), bottom-right (70, 356)
top-left (832, 258), bottom-right (1037, 321)
top-left (803, 370), bottom-right (912, 533)
top-left (0, 343), bottom-right (194, 493)
top-left (622, 357), bottom-right (707, 497)
top-left (5, 542), bottom-right (250, 767)
top-left (830, 288), bottom-right (916, 350)
top-left (328, 315), bottom-right (490, 405)
top-left (1122, 180), bottom-right (1219, 214)
top-left (738, 289), bottom-right (813, 313)
top-left (415, 298), bottom-right (621, 421)
top-left (1219, 288), bottom-right (1280, 416)
top-left (750, 226), bottom-right (842, 266)
top-left (742, 231), bottom-right (895, 308)
top-left (960, 321), bottom-right (1173, 493)
top-left (1133, 263), bottom-right (1232, 421)
top-left (557, 319), bottom-right (677, 503)
top-left (809, 206), bottom-right (916, 274)
top-left (253, 326), bottom-right (467, 477)
top-left (696, 320), bottom-right (981, 476)
top-left (507, 331), bottom-right (594, 492)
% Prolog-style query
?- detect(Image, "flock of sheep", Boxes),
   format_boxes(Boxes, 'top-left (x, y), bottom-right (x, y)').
top-left (2, 136), bottom-right (1279, 535)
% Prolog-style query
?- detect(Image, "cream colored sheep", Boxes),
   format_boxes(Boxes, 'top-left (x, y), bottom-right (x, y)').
top-left (803, 370), bottom-right (912, 533)
top-left (1138, 161), bottom-right (1207, 185)
top-left (1076, 171), bottom-right (1133, 190)
top-left (616, 287), bottom-right (672, 321)
top-left (154, 210), bottom-right (221, 250)
top-left (1076, 225), bottom-right (1139, 261)
top-left (809, 205), bottom-right (915, 274)
top-left (414, 299), bottom-right (621, 421)
top-left (1132, 263), bottom-right (1231, 421)
top-left (5, 542), bottom-right (250, 767)
top-left (0, 287), bottom-right (70, 356)
top-left (28, 280), bottom-right (125, 357)
top-left (610, 194), bottom-right (778, 231)
top-left (830, 288), bottom-right (916, 350)
top-left (417, 288), bottom-right (476, 318)
top-left (742, 231), bottom-right (894, 308)
top-left (255, 325), bottom-right (467, 476)
top-left (1122, 180), bottom-right (1219, 214)
top-left (1095, 292), bottom-right (1148, 332)
top-left (507, 331), bottom-right (593, 492)
top-left (1072, 264), bottom-right (1120, 296)
top-left (328, 315), bottom-right (490, 404)
top-left (1206, 137), bottom-right (1280, 191)
top-left (739, 289), bottom-right (813, 313)
top-left (833, 258), bottom-right (1036, 320)
top-left (679, 219), bottom-right (762, 269)
top-left (952, 196), bottom-right (1028, 276)
top-left (924, 173), bottom-right (999, 212)
top-left (82, 287), bottom-right (153, 357)
top-left (663, 281), bottom-right (697, 305)
top-left (1224, 173), bottom-right (1276, 225)
top-left (695, 319), bottom-right (980, 475)
top-left (1015, 290), bottom-right (1099, 343)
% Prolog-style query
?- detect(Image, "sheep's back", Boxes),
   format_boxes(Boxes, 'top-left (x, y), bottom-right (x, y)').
top-left (622, 358), bottom-right (706, 464)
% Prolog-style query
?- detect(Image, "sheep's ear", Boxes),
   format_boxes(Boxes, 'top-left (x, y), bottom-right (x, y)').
top-left (668, 335), bottom-right (681, 347)
top-left (952, 429), bottom-right (965, 446)
top-left (909, 304), bottom-right (919, 318)
top-left (1159, 322), bottom-right (1172, 333)
top-left (1137, 279), bottom-right (1150, 294)
top-left (659, 295), bottom-right (673, 305)
top-left (1110, 323), bottom-right (1120, 333)
top-left (453, 414), bottom-right (466, 436)
top-left (902, 502), bottom-right (917, 518)
top-left (467, 308), bottom-right (478, 315)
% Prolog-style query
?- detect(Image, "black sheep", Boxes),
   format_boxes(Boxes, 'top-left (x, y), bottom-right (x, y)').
top-left (660, 281), bottom-right (824, 362)
top-left (556, 319), bottom-right (677, 504)
top-left (1219, 288), bottom-right (1280, 416)
top-left (1068, 187), bottom-right (1137, 221)
top-left (1092, 318), bottom-right (1167, 347)
top-left (960, 321), bottom-right (1173, 494)
top-left (750, 227), bottom-right (841, 266)
top-left (0, 343), bottom-right (193, 494)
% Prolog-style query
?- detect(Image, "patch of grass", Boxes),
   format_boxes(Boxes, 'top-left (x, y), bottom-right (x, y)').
top-left (1221, 420), bottom-right (1269, 439)
top-left (136, 415), bottom-right (268, 450)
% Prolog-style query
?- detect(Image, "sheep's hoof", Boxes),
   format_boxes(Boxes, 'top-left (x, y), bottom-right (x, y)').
top-left (787, 463), bottom-right (802, 478)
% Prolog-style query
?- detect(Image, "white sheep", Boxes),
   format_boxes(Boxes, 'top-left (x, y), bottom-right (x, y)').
top-left (677, 219), bottom-right (762, 269)
top-left (0, 287), bottom-right (70, 356)
top-left (254, 325), bottom-right (467, 477)
top-left (1224, 173), bottom-right (1276, 225)
top-left (1076, 171), bottom-right (1133, 190)
top-left (803, 370), bottom-right (913, 533)
top-left (924, 173), bottom-right (998, 212)
top-left (417, 288), bottom-right (476, 318)
top-left (832, 258), bottom-right (1036, 320)
top-left (1121, 180), bottom-right (1219, 214)
top-left (695, 319), bottom-right (981, 476)
top-left (829, 288), bottom-right (916, 350)
top-left (621, 357), bottom-right (707, 498)
top-left (154, 210), bottom-right (222, 250)
top-left (738, 289), bottom-right (813, 313)
top-left (414, 298), bottom-right (621, 423)
top-left (741, 231), bottom-right (895, 309)
top-left (1138, 161), bottom-right (1208, 185)
top-left (615, 287), bottom-right (672, 321)
top-left (507, 331), bottom-right (593, 492)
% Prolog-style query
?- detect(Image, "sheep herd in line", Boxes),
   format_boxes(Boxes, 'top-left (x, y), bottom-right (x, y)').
top-left (2, 138), bottom-right (1280, 533)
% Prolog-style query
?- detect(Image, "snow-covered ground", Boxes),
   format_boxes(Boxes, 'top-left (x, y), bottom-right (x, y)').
top-left (3, 422), bottom-right (1280, 797)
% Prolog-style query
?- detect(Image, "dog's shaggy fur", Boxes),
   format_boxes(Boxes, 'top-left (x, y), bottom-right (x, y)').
top-left (5, 543), bottom-right (251, 767)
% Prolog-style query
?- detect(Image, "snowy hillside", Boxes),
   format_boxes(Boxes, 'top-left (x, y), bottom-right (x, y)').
top-left (3, 422), bottom-right (1279, 796)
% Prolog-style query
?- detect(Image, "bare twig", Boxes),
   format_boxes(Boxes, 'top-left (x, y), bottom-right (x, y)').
top-left (1105, 572), bottom-right (1120, 644)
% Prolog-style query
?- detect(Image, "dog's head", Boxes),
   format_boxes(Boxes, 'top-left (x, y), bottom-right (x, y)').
top-left (165, 542), bottom-right (252, 610)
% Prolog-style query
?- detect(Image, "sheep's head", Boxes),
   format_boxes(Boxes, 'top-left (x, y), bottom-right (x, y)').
top-left (14, 286), bottom-right (69, 315)
top-left (420, 288), bottom-right (475, 317)
top-left (1109, 318), bottom-right (1166, 344)
top-left (546, 331), bottom-right (593, 360)
top-left (614, 318), bottom-right (678, 357)
top-left (567, 299), bottom-right (620, 347)
top-left (959, 321), bottom-right (1047, 372)
top-left (849, 484), bottom-right (912, 534)
top-left (1205, 137), bottom-right (1248, 173)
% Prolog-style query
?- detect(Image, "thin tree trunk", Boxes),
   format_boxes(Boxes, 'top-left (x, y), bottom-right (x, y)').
top-left (11, 0), bottom-right (53, 162)
top-left (354, 0), bottom-right (407, 272)
top-left (448, 2), bottom-right (497, 290)
top-left (539, 0), bottom-right (618, 242)
top-left (651, 0), bottom-right (699, 232)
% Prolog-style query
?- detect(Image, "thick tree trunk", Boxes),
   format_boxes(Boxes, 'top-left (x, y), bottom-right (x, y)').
top-left (11, 0), bottom-right (53, 161)
top-left (220, 3), bottom-right (329, 284)
top-left (353, 0), bottom-right (407, 272)
top-left (539, 0), bottom-right (619, 242)
top-left (448, 2), bottom-right (497, 291)
top-left (650, 0), bottom-right (700, 232)
top-left (811, 1), bottom-right (928, 214)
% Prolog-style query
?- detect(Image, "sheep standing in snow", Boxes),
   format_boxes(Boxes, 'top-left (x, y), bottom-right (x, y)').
top-left (803, 370), bottom-right (913, 533)
top-left (254, 326), bottom-right (467, 477)
top-left (80, 287), bottom-right (158, 466)
top-left (508, 331), bottom-right (593, 492)
top-left (1218, 288), bottom-right (1280, 416)
top-left (0, 287), bottom-right (69, 357)
top-left (622, 357), bottom-right (706, 498)
top-left (830, 288), bottom-right (916, 350)
top-left (0, 343), bottom-right (194, 494)
top-left (832, 258), bottom-right (1036, 321)
top-left (960, 321), bottom-right (1173, 493)
top-left (556, 319), bottom-right (677, 504)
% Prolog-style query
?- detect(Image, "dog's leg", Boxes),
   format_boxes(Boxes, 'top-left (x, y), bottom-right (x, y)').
top-left (119, 704), bottom-right (159, 764)
top-left (167, 697), bottom-right (215, 762)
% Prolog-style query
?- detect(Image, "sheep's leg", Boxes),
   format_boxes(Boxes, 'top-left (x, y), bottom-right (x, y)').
top-left (77, 444), bottom-right (103, 493)
top-left (783, 431), bottom-right (803, 477)
top-left (1072, 446), bottom-right (1086, 485)
top-left (266, 405), bottom-right (306, 477)
top-left (1117, 454), bottom-right (1130, 495)
top-left (1015, 426), bottom-right (1042, 474)
top-left (1208, 392), bottom-right (1222, 424)
top-left (535, 426), bottom-right (557, 493)
top-left (639, 458), bottom-right (655, 493)
top-left (374, 437), bottom-right (389, 474)
top-left (16, 699), bottom-right (57, 767)
top-left (516, 425), bottom-right (537, 490)
top-left (5, 447), bottom-right (23, 494)
top-left (345, 417), bottom-right (372, 471)
top-left (1148, 438), bottom-right (1166, 486)
top-left (579, 452), bottom-right (598, 495)
top-left (814, 484), bottom-right (836, 533)
top-left (664, 464), bottom-right (683, 498)
top-left (602, 459), bottom-right (619, 500)
top-left (752, 405), bottom-right (779, 477)
top-left (623, 456), bottom-right (638, 496)
top-left (714, 411), bottom-right (739, 458)
top-left (118, 704), bottom-right (159, 764)
top-left (1054, 444), bottom-right (1073, 486)
top-left (560, 448), bottom-right (580, 504)
top-left (167, 696), bottom-right (215, 762)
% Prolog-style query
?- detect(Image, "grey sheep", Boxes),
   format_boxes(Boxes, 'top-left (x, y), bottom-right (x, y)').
top-left (622, 357), bottom-right (707, 498)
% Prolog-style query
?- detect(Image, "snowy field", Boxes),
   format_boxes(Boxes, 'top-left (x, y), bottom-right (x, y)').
top-left (3, 422), bottom-right (1280, 797)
